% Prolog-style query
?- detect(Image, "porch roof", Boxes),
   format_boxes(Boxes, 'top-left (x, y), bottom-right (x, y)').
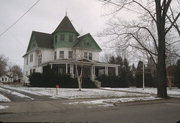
top-left (40, 59), bottom-right (120, 67)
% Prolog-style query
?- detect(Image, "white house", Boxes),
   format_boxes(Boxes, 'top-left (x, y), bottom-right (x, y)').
top-left (23, 15), bottom-right (119, 84)
top-left (0, 73), bottom-right (13, 83)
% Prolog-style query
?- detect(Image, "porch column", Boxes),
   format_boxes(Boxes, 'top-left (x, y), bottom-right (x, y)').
top-left (70, 64), bottom-right (74, 78)
top-left (91, 65), bottom-right (95, 81)
top-left (105, 66), bottom-right (108, 76)
top-left (65, 63), bottom-right (68, 74)
top-left (115, 66), bottom-right (118, 76)
top-left (50, 64), bottom-right (52, 69)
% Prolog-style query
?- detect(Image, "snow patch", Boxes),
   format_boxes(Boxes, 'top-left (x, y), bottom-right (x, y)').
top-left (0, 87), bottom-right (34, 100)
top-left (67, 96), bottom-right (160, 107)
top-left (0, 105), bottom-right (8, 110)
top-left (0, 94), bottom-right (11, 102)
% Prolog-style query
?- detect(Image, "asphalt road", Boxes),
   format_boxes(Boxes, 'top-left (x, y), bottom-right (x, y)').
top-left (0, 97), bottom-right (180, 123)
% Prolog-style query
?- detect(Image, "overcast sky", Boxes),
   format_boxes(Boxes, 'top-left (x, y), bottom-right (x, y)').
top-left (0, 0), bottom-right (116, 68)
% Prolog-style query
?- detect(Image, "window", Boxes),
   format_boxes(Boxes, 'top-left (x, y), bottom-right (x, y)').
top-left (69, 35), bottom-right (73, 42)
top-left (84, 40), bottom-right (91, 46)
top-left (59, 51), bottom-right (64, 59)
top-left (33, 69), bottom-right (35, 73)
top-left (38, 54), bottom-right (42, 65)
top-left (60, 34), bottom-right (65, 41)
top-left (54, 51), bottom-right (57, 60)
top-left (26, 56), bottom-right (28, 65)
top-left (89, 53), bottom-right (92, 60)
top-left (84, 52), bottom-right (88, 59)
top-left (30, 54), bottom-right (33, 62)
top-left (30, 69), bottom-right (32, 75)
top-left (68, 51), bottom-right (73, 59)
top-left (54, 35), bottom-right (57, 44)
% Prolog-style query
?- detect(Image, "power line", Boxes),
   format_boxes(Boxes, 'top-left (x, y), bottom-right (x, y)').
top-left (0, 0), bottom-right (40, 37)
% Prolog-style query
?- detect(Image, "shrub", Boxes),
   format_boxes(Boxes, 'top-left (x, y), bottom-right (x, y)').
top-left (96, 75), bottom-right (129, 88)
top-left (29, 72), bottom-right (44, 87)
top-left (29, 72), bottom-right (96, 88)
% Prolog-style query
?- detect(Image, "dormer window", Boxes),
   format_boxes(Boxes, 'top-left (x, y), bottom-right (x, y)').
top-left (60, 34), bottom-right (65, 41)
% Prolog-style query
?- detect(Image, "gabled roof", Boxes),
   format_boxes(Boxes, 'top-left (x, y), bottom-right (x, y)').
top-left (73, 33), bottom-right (102, 51)
top-left (26, 31), bottom-right (53, 52)
top-left (53, 16), bottom-right (79, 35)
top-left (33, 31), bottom-right (53, 49)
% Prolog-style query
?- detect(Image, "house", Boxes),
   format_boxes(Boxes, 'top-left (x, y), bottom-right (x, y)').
top-left (0, 73), bottom-right (13, 83)
top-left (23, 15), bottom-right (119, 84)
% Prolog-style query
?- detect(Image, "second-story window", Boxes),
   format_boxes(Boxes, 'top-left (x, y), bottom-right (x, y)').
top-left (54, 51), bottom-right (57, 60)
top-left (89, 53), bottom-right (92, 60)
top-left (60, 34), bottom-right (65, 41)
top-left (38, 54), bottom-right (42, 65)
top-left (68, 51), bottom-right (73, 59)
top-left (30, 54), bottom-right (33, 62)
top-left (60, 51), bottom-right (64, 59)
top-left (69, 35), bottom-right (73, 42)
top-left (84, 52), bottom-right (88, 59)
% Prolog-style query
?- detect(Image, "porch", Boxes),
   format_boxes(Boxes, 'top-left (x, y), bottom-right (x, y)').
top-left (41, 59), bottom-right (119, 81)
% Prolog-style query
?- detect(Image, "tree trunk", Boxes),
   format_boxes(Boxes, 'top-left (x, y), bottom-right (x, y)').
top-left (155, 0), bottom-right (168, 98)
top-left (157, 35), bottom-right (168, 98)
top-left (77, 76), bottom-right (82, 91)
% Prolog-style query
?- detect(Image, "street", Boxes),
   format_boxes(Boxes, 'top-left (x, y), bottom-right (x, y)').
top-left (0, 95), bottom-right (180, 123)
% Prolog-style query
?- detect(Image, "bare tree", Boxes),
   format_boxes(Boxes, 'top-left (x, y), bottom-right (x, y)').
top-left (0, 55), bottom-right (8, 77)
top-left (74, 49), bottom-right (84, 91)
top-left (99, 0), bottom-right (180, 98)
top-left (9, 65), bottom-right (22, 81)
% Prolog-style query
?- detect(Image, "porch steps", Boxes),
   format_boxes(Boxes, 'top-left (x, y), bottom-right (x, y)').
top-left (93, 80), bottom-right (101, 88)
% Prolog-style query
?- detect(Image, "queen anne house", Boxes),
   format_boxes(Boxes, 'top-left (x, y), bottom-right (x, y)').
top-left (23, 15), bottom-right (119, 84)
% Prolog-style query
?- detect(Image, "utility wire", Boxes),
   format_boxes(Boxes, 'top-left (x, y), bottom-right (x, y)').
top-left (0, 0), bottom-right (40, 37)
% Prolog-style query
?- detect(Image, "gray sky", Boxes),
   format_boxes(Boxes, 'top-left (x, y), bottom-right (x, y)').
top-left (0, 0), bottom-right (112, 68)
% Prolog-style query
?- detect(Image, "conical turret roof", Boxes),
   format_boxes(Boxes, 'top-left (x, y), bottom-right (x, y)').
top-left (53, 16), bottom-right (79, 35)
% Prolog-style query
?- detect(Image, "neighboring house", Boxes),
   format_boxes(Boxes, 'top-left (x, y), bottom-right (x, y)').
top-left (0, 73), bottom-right (13, 83)
top-left (23, 15), bottom-right (119, 84)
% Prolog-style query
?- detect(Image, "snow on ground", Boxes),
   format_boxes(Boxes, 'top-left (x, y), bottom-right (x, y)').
top-left (0, 93), bottom-right (11, 102)
top-left (103, 87), bottom-right (180, 98)
top-left (0, 87), bottom-right (34, 100)
top-left (68, 96), bottom-right (161, 107)
top-left (0, 105), bottom-right (8, 110)
top-left (1, 85), bottom-right (151, 99)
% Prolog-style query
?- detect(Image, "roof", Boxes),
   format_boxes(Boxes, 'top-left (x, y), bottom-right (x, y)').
top-left (53, 16), bottom-right (79, 35)
top-left (73, 33), bottom-right (102, 51)
top-left (33, 31), bottom-right (53, 49)
top-left (26, 31), bottom-right (53, 52)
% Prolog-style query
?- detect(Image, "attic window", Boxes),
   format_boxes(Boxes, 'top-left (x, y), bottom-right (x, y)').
top-left (84, 40), bottom-right (91, 46)
top-left (60, 34), bottom-right (65, 41)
